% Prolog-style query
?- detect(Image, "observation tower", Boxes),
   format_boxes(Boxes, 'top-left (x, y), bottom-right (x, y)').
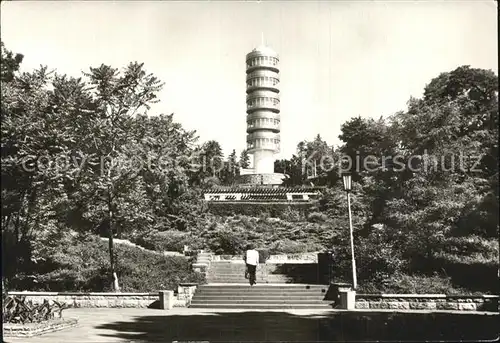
top-left (202, 44), bottom-right (324, 202)
top-left (245, 45), bottom-right (281, 174)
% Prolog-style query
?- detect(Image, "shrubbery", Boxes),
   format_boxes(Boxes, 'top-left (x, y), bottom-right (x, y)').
top-left (132, 229), bottom-right (202, 252)
top-left (256, 249), bottom-right (271, 263)
top-left (8, 234), bottom-right (205, 292)
top-left (358, 273), bottom-right (475, 295)
top-left (207, 202), bottom-right (312, 218)
top-left (307, 212), bottom-right (329, 223)
top-left (116, 246), bottom-right (205, 291)
top-left (208, 229), bottom-right (247, 255)
top-left (269, 239), bottom-right (322, 254)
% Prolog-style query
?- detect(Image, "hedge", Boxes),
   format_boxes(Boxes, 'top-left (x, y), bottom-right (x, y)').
top-left (207, 202), bottom-right (315, 217)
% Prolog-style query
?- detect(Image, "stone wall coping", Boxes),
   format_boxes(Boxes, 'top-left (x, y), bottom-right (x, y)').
top-left (178, 283), bottom-right (198, 287)
top-left (356, 293), bottom-right (499, 299)
top-left (266, 260), bottom-right (316, 264)
top-left (211, 259), bottom-right (316, 264)
top-left (445, 294), bottom-right (498, 299)
top-left (8, 291), bottom-right (158, 296)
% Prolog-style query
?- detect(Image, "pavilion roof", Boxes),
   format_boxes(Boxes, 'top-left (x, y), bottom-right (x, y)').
top-left (204, 186), bottom-right (325, 194)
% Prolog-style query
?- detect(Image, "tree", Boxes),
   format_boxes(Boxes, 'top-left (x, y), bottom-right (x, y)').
top-left (274, 156), bottom-right (308, 186)
top-left (338, 116), bottom-right (402, 225)
top-left (1, 41), bottom-right (23, 82)
top-left (227, 149), bottom-right (238, 174)
top-left (274, 159), bottom-right (290, 175)
top-left (290, 135), bottom-right (334, 184)
top-left (220, 149), bottom-right (239, 185)
top-left (1, 65), bottom-right (64, 286)
top-left (380, 66), bottom-right (499, 284)
top-left (200, 140), bottom-right (223, 178)
top-left (79, 62), bottom-right (164, 291)
top-left (239, 149), bottom-right (250, 169)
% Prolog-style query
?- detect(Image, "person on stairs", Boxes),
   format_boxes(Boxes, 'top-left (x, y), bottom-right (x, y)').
top-left (245, 244), bottom-right (259, 286)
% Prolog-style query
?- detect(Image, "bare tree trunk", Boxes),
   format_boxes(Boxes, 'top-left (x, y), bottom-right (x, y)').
top-left (108, 191), bottom-right (120, 292)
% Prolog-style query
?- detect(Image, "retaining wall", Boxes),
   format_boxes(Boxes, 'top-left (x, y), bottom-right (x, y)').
top-left (8, 284), bottom-right (198, 309)
top-left (8, 290), bottom-right (497, 311)
top-left (355, 294), bottom-right (499, 312)
top-left (8, 292), bottom-right (159, 308)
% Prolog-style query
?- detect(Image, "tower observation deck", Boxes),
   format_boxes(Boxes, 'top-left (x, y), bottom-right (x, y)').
top-left (245, 45), bottom-right (280, 174)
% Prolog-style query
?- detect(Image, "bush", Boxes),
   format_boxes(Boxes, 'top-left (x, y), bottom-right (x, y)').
top-left (307, 212), bottom-right (329, 223)
top-left (237, 216), bottom-right (255, 230)
top-left (282, 208), bottom-right (303, 222)
top-left (355, 236), bottom-right (406, 283)
top-left (207, 202), bottom-right (313, 217)
top-left (269, 239), bottom-right (322, 254)
top-left (132, 230), bottom-right (199, 253)
top-left (357, 273), bottom-right (473, 295)
top-left (256, 249), bottom-right (271, 263)
top-left (208, 230), bottom-right (246, 255)
top-left (9, 234), bottom-right (205, 292)
top-left (116, 246), bottom-right (205, 291)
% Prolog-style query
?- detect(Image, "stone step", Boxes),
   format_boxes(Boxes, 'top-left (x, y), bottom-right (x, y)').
top-left (192, 295), bottom-right (325, 300)
top-left (206, 279), bottom-right (292, 284)
top-left (206, 275), bottom-right (279, 278)
top-left (190, 299), bottom-right (329, 305)
top-left (200, 284), bottom-right (327, 288)
top-left (209, 264), bottom-right (253, 267)
top-left (207, 276), bottom-right (293, 279)
top-left (208, 272), bottom-right (273, 276)
top-left (189, 303), bottom-right (332, 309)
top-left (207, 274), bottom-right (285, 276)
top-left (206, 275), bottom-right (292, 279)
top-left (199, 284), bottom-right (327, 296)
top-left (190, 284), bottom-right (331, 309)
top-left (197, 292), bottom-right (327, 297)
top-left (192, 292), bottom-right (328, 296)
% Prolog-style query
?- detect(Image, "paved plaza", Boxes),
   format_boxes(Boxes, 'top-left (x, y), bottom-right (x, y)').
top-left (3, 308), bottom-right (498, 343)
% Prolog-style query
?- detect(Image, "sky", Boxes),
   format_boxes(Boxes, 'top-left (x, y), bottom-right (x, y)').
top-left (1, 0), bottom-right (498, 159)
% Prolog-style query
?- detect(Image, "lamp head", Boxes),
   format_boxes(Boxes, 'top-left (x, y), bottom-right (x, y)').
top-left (342, 173), bottom-right (352, 192)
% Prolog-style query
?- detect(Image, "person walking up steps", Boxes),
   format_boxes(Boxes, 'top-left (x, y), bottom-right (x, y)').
top-left (245, 244), bottom-right (259, 286)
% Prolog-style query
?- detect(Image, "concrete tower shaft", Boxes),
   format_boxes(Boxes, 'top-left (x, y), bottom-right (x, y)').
top-left (245, 45), bottom-right (280, 174)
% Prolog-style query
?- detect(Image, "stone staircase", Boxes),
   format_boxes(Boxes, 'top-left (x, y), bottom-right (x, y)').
top-left (192, 251), bottom-right (213, 275)
top-left (190, 260), bottom-right (332, 309)
top-left (190, 284), bottom-right (332, 309)
top-left (206, 261), bottom-right (293, 284)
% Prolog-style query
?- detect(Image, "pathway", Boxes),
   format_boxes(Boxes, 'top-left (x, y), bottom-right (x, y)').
top-left (3, 308), bottom-right (498, 343)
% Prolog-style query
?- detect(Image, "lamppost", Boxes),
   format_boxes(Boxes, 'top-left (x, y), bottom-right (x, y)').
top-left (342, 173), bottom-right (357, 290)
